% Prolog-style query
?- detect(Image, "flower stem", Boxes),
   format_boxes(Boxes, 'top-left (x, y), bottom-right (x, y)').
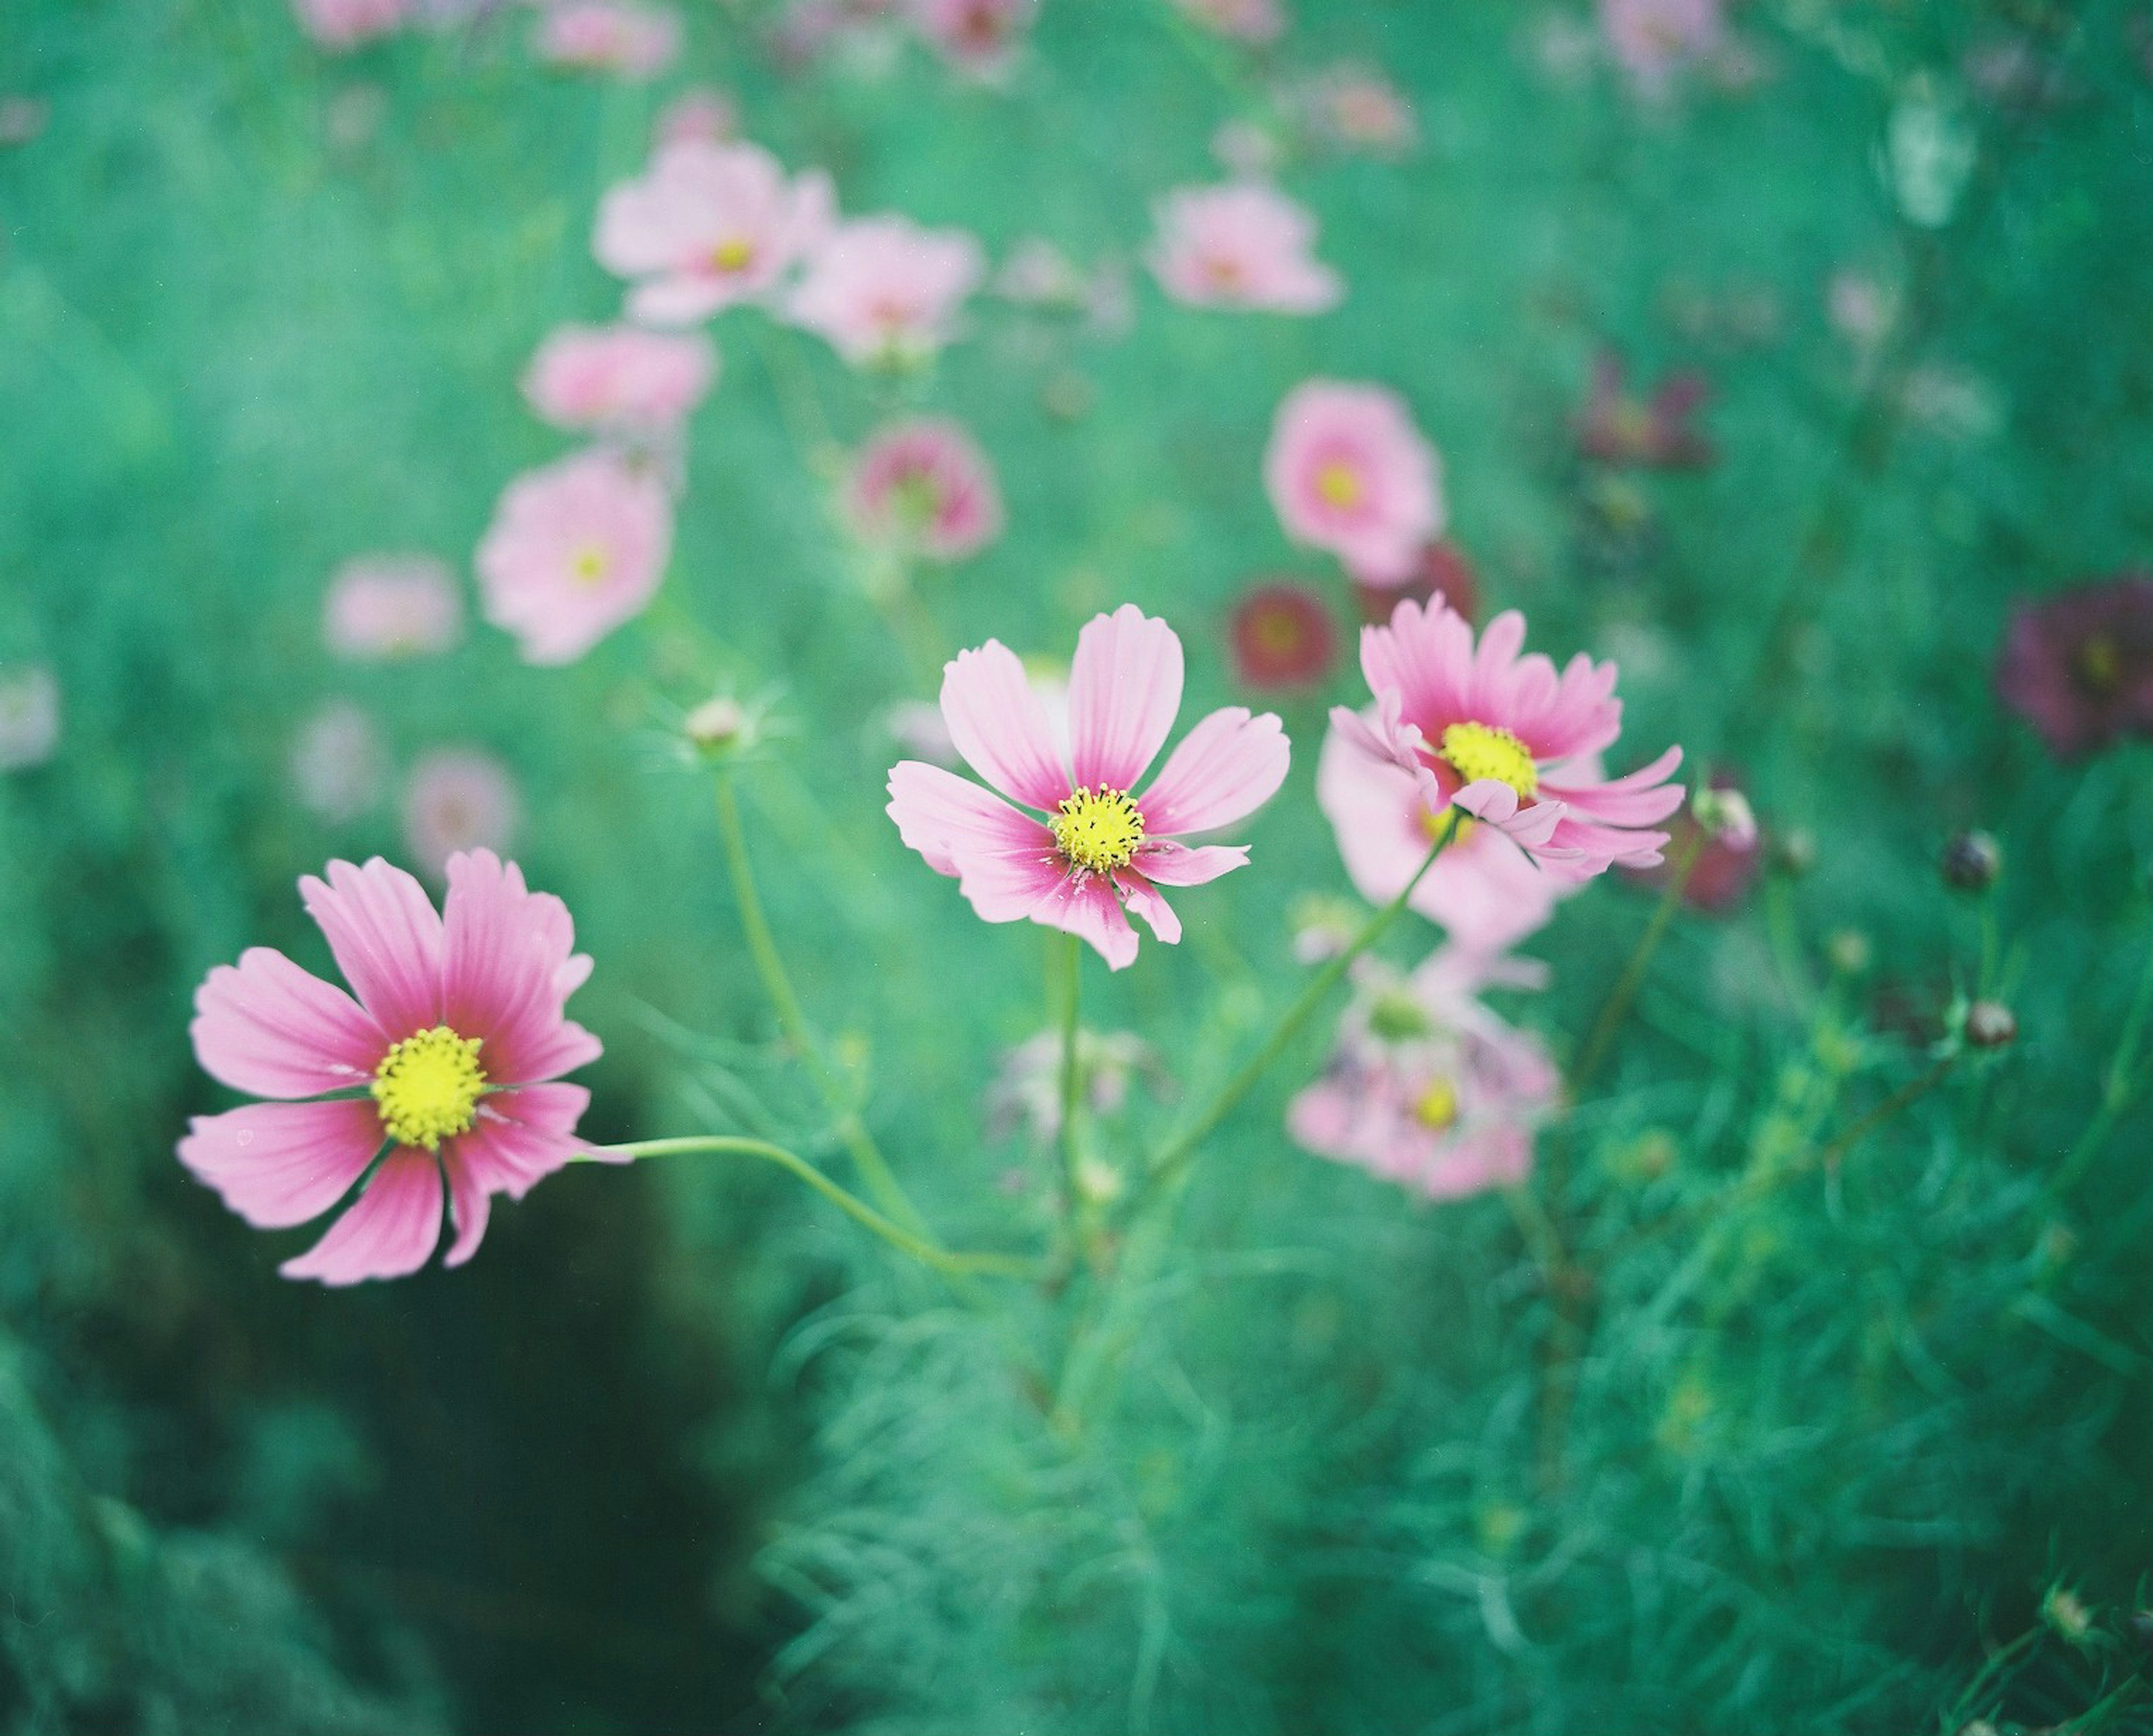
top-left (589, 1137), bottom-right (1033, 1280)
top-left (1055, 929), bottom-right (1084, 1218)
top-left (2049, 927), bottom-right (2153, 1199)
top-left (1568, 825), bottom-right (1704, 1101)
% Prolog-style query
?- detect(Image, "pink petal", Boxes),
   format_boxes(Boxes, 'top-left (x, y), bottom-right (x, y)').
top-left (888, 761), bottom-right (1061, 918)
top-left (450, 1082), bottom-right (594, 1201)
top-left (1116, 872), bottom-right (1182, 944)
top-left (1132, 841), bottom-right (1250, 886)
top-left (1137, 706), bottom-right (1290, 838)
top-left (1031, 872), bottom-right (1139, 970)
top-left (442, 1150), bottom-right (492, 1269)
top-left (1069, 604), bottom-right (1184, 794)
top-left (299, 857), bottom-right (446, 1042)
top-left (1452, 778), bottom-right (1521, 824)
top-left (440, 849), bottom-right (602, 1086)
top-left (279, 1149), bottom-right (444, 1286)
top-left (177, 1099), bottom-right (384, 1230)
top-left (191, 947), bottom-right (386, 1100)
top-left (938, 640), bottom-right (1070, 811)
top-left (1540, 745), bottom-right (1686, 824)
top-left (626, 274), bottom-right (733, 326)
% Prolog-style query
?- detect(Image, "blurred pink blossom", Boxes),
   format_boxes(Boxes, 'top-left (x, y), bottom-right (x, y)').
top-left (785, 215), bottom-right (986, 368)
top-left (1265, 380), bottom-right (1443, 586)
top-left (994, 237), bottom-right (1089, 307)
top-left (847, 418), bottom-right (1004, 561)
top-left (290, 701), bottom-right (387, 822)
top-left (323, 554), bottom-right (464, 661)
top-left (1597, 0), bottom-right (1721, 95)
top-left (910, 0), bottom-right (1033, 74)
top-left (1173, 0), bottom-right (1285, 45)
top-left (1209, 119), bottom-right (1282, 178)
top-left (521, 322), bottom-right (717, 433)
top-left (595, 141), bottom-right (835, 325)
top-left (1148, 182), bottom-right (1342, 315)
top-left (0, 665), bottom-right (61, 773)
top-left (292, 0), bottom-right (408, 49)
top-left (403, 748), bottom-right (520, 880)
top-left (534, 1), bottom-right (681, 78)
top-left (475, 449), bottom-right (673, 664)
top-left (654, 86), bottom-right (738, 150)
top-left (1300, 63), bottom-right (1417, 156)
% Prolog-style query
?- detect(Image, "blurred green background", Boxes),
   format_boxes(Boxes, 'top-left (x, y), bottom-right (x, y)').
top-left (6, 1), bottom-right (2153, 1731)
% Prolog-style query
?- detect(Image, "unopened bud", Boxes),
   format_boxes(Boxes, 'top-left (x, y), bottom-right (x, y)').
top-left (685, 695), bottom-right (749, 754)
top-left (1963, 999), bottom-right (2017, 1050)
top-left (1692, 786), bottom-right (1758, 850)
top-left (1771, 826), bottom-right (1817, 878)
top-left (1941, 830), bottom-right (2002, 893)
top-left (2042, 1583), bottom-right (2095, 1647)
top-left (1826, 928), bottom-right (1871, 975)
top-left (1075, 1156), bottom-right (1124, 1207)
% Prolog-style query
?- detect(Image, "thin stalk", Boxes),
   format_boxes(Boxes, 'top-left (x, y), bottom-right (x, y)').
top-left (1569, 826), bottom-right (1704, 1101)
top-left (2049, 930), bottom-right (2153, 1198)
top-left (1055, 930), bottom-right (1085, 1218)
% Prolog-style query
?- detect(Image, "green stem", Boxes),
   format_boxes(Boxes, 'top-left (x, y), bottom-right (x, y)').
top-left (1568, 825), bottom-right (1705, 1101)
top-left (1055, 929), bottom-right (1084, 1218)
top-left (590, 1137), bottom-right (1033, 1280)
top-left (2049, 930), bottom-right (2153, 1198)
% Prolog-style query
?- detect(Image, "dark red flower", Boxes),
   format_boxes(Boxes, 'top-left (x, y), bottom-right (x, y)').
top-left (1228, 581), bottom-right (1338, 690)
top-left (1622, 768), bottom-right (1759, 915)
top-left (1354, 538), bottom-right (1480, 626)
top-left (1995, 575), bottom-right (2153, 759)
top-left (1576, 349), bottom-right (1714, 470)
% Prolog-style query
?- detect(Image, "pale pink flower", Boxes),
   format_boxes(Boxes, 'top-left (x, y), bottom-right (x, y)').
top-left (1290, 947), bottom-right (1558, 1200)
top-left (290, 701), bottom-right (386, 822)
top-left (521, 323), bottom-right (717, 433)
top-left (847, 418), bottom-right (1003, 560)
top-left (403, 748), bottom-right (520, 880)
top-left (292, 0), bottom-right (408, 49)
top-left (0, 665), bottom-right (59, 773)
top-left (1173, 0), bottom-right (1285, 45)
top-left (994, 237), bottom-right (1088, 307)
top-left (475, 449), bottom-right (672, 665)
top-left (534, 1), bottom-right (680, 78)
top-left (179, 851), bottom-right (604, 1285)
top-left (784, 215), bottom-right (986, 368)
top-left (1148, 183), bottom-right (1342, 315)
top-left (654, 86), bottom-right (737, 150)
top-left (1300, 63), bottom-right (1417, 156)
top-left (984, 1027), bottom-right (1163, 1143)
top-left (1333, 597), bottom-right (1685, 880)
top-left (911, 0), bottom-right (1033, 73)
top-left (1265, 381), bottom-right (1443, 586)
top-left (1597, 0), bottom-right (1721, 95)
top-left (888, 605), bottom-right (1291, 969)
top-left (323, 554), bottom-right (463, 661)
top-left (1314, 716), bottom-right (1571, 954)
top-left (595, 141), bottom-right (836, 325)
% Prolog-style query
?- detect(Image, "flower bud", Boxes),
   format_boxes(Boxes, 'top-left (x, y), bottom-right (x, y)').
top-left (1826, 928), bottom-right (1871, 975)
top-left (1963, 1000), bottom-right (2017, 1050)
top-left (2042, 1583), bottom-right (2095, 1647)
top-left (1692, 785), bottom-right (1757, 849)
top-left (685, 695), bottom-right (750, 755)
top-left (1941, 830), bottom-right (2001, 893)
top-left (1771, 826), bottom-right (1817, 879)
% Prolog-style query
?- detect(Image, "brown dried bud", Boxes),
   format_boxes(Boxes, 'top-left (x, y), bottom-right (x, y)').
top-left (1941, 830), bottom-right (2002, 893)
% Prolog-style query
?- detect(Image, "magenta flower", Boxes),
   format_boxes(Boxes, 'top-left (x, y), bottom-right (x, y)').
top-left (1147, 183), bottom-right (1342, 315)
top-left (179, 852), bottom-right (604, 1286)
top-left (1995, 576), bottom-right (2153, 759)
top-left (1173, 0), bottom-right (1285, 45)
top-left (784, 215), bottom-right (986, 368)
top-left (595, 141), bottom-right (836, 326)
top-left (847, 417), bottom-right (1004, 561)
top-left (1596, 0), bottom-right (1721, 95)
top-left (292, 0), bottom-right (407, 49)
top-left (475, 449), bottom-right (672, 665)
top-left (1576, 349), bottom-right (1714, 469)
top-left (533, 1), bottom-right (681, 78)
top-left (888, 605), bottom-right (1291, 969)
top-left (521, 322), bottom-right (717, 434)
top-left (910, 0), bottom-right (1033, 74)
top-left (1265, 380), bottom-right (1444, 587)
top-left (1289, 948), bottom-right (1558, 1201)
top-left (403, 747), bottom-right (520, 881)
top-left (323, 553), bottom-right (463, 661)
top-left (1334, 597), bottom-right (1684, 879)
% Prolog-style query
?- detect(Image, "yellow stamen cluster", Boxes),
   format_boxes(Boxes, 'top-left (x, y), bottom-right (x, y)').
top-left (710, 236), bottom-right (755, 273)
top-left (371, 1025), bottom-right (486, 1152)
top-left (1051, 786), bottom-right (1145, 875)
top-left (1412, 1077), bottom-right (1459, 1132)
top-left (570, 544), bottom-right (611, 586)
top-left (1438, 720), bottom-right (1539, 801)
top-left (2080, 634), bottom-right (2122, 693)
top-left (1314, 461), bottom-right (1364, 509)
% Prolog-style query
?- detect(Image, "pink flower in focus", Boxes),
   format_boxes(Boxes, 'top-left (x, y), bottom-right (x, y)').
top-left (1334, 597), bottom-right (1685, 880)
top-left (475, 449), bottom-right (672, 665)
top-left (1289, 947), bottom-right (1558, 1201)
top-left (1576, 349), bottom-right (1714, 469)
top-left (888, 605), bottom-right (1291, 969)
top-left (292, 0), bottom-right (408, 49)
top-left (847, 418), bottom-right (1004, 561)
top-left (403, 748), bottom-right (520, 880)
top-left (1148, 183), bottom-right (1342, 315)
top-left (521, 323), bottom-right (717, 433)
top-left (1265, 381), bottom-right (1444, 587)
top-left (1173, 0), bottom-right (1285, 45)
top-left (595, 141), bottom-right (836, 325)
top-left (534, 1), bottom-right (680, 78)
top-left (291, 702), bottom-right (387, 822)
top-left (911, 0), bottom-right (1033, 73)
top-left (179, 851), bottom-right (603, 1285)
top-left (654, 86), bottom-right (737, 150)
top-left (323, 554), bottom-right (464, 661)
top-left (1597, 0), bottom-right (1721, 95)
top-left (784, 215), bottom-right (986, 368)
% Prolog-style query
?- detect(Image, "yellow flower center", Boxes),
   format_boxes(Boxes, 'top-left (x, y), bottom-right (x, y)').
top-left (1051, 786), bottom-right (1145, 874)
top-left (2079, 633), bottom-right (2122, 693)
top-left (1314, 461), bottom-right (1364, 509)
top-left (1412, 1077), bottom-right (1459, 1131)
top-left (371, 1025), bottom-right (486, 1151)
top-left (710, 236), bottom-right (755, 273)
top-left (1438, 721), bottom-right (1538, 800)
top-left (571, 544), bottom-right (610, 586)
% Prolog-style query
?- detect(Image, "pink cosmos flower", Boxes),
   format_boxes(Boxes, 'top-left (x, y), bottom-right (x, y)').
top-left (291, 701), bottom-right (386, 822)
top-left (521, 323), bottom-right (717, 434)
top-left (1597, 0), bottom-right (1722, 95)
top-left (1265, 381), bottom-right (1443, 587)
top-left (292, 0), bottom-right (408, 49)
top-left (595, 141), bottom-right (836, 326)
top-left (1173, 0), bottom-right (1285, 45)
top-left (1333, 597), bottom-right (1685, 880)
top-left (1289, 947), bottom-right (1558, 1200)
top-left (654, 86), bottom-right (738, 150)
top-left (1227, 581), bottom-right (1337, 691)
top-left (911, 0), bottom-right (1032, 73)
top-left (323, 554), bottom-right (464, 661)
top-left (475, 448), bottom-right (672, 665)
top-left (179, 851), bottom-right (604, 1286)
top-left (1147, 183), bottom-right (1343, 315)
top-left (403, 748), bottom-right (520, 880)
top-left (846, 417), bottom-right (1004, 560)
top-left (888, 605), bottom-right (1291, 969)
top-left (1299, 62), bottom-right (1417, 157)
top-left (533, 1), bottom-right (681, 78)
top-left (784, 215), bottom-right (986, 368)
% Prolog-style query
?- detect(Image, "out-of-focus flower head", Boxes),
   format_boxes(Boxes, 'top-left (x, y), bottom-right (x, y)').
top-left (993, 237), bottom-right (1089, 308)
top-left (1227, 580), bottom-right (1338, 692)
top-left (654, 86), bottom-right (737, 150)
top-left (1147, 182), bottom-right (1342, 315)
top-left (290, 702), bottom-right (386, 822)
top-left (1266, 380), bottom-right (1444, 587)
top-left (909, 0), bottom-right (1034, 76)
top-left (1827, 269), bottom-right (1899, 350)
top-left (1576, 349), bottom-right (1714, 469)
top-left (1596, 0), bottom-right (1722, 97)
top-left (1995, 575), bottom-right (2153, 759)
top-left (292, 0), bottom-right (408, 49)
top-left (0, 664), bottom-right (61, 773)
top-left (984, 1027), bottom-right (1166, 1143)
top-left (1295, 62), bottom-right (1417, 158)
top-left (1173, 0), bottom-right (1285, 46)
top-left (1621, 768), bottom-right (1761, 914)
top-left (533, 1), bottom-right (681, 78)
top-left (521, 322), bottom-right (717, 435)
top-left (323, 553), bottom-right (464, 662)
top-left (0, 96), bottom-right (50, 147)
top-left (402, 747), bottom-right (520, 881)
top-left (784, 214), bottom-right (986, 368)
top-left (846, 417), bottom-right (1004, 562)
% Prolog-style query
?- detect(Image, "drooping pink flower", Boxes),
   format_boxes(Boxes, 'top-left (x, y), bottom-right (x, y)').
top-left (654, 86), bottom-right (738, 150)
top-left (847, 418), bottom-right (1004, 560)
top-left (1173, 0), bottom-right (1285, 45)
top-left (888, 605), bottom-right (1291, 969)
top-left (1265, 381), bottom-right (1443, 587)
top-left (1995, 576), bottom-right (2153, 759)
top-left (323, 554), bottom-right (464, 661)
top-left (1334, 597), bottom-right (1685, 880)
top-left (533, 1), bottom-right (681, 78)
top-left (0, 665), bottom-right (60, 773)
top-left (403, 748), bottom-right (520, 880)
top-left (1227, 581), bottom-right (1337, 691)
top-left (1289, 947), bottom-right (1558, 1201)
top-left (179, 851), bottom-right (605, 1285)
top-left (1147, 182), bottom-right (1342, 315)
top-left (291, 701), bottom-right (386, 822)
top-left (521, 323), bottom-right (717, 434)
top-left (475, 449), bottom-right (672, 665)
top-left (910, 0), bottom-right (1033, 74)
top-left (595, 141), bottom-right (836, 326)
top-left (1576, 349), bottom-right (1714, 469)
top-left (292, 0), bottom-right (408, 49)
top-left (1597, 0), bottom-right (1721, 95)
top-left (784, 215), bottom-right (986, 368)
